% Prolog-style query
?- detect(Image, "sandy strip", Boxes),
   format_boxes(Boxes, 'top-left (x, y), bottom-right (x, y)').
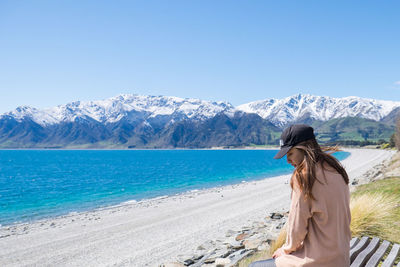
top-left (0, 148), bottom-right (394, 267)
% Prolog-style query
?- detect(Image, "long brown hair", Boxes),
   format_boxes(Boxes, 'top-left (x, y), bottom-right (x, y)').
top-left (290, 138), bottom-right (349, 200)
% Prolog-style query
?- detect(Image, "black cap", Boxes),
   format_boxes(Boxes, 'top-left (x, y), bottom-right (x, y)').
top-left (273, 124), bottom-right (315, 159)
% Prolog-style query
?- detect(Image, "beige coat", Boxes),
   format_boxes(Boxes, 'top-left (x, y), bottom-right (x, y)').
top-left (275, 164), bottom-right (351, 267)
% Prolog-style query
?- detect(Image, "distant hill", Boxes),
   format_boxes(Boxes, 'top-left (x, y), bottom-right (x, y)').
top-left (0, 94), bottom-right (398, 148)
top-left (311, 117), bottom-right (394, 145)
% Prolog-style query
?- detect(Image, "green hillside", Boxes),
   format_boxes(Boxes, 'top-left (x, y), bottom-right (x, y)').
top-left (311, 117), bottom-right (394, 145)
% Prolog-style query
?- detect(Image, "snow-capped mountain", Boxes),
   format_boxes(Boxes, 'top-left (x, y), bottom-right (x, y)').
top-left (237, 94), bottom-right (400, 127)
top-left (2, 94), bottom-right (235, 126)
top-left (4, 93), bottom-right (400, 128)
top-left (0, 93), bottom-right (398, 148)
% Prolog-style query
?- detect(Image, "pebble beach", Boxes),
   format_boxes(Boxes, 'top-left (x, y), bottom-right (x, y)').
top-left (0, 148), bottom-right (394, 267)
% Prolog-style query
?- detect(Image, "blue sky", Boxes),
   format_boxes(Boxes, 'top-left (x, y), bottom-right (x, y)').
top-left (1, 0), bottom-right (399, 113)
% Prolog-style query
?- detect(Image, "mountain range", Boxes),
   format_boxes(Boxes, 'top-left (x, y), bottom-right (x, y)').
top-left (0, 94), bottom-right (399, 148)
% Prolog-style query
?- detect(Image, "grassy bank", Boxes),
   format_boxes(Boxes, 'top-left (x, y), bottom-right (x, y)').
top-left (350, 177), bottom-right (400, 243)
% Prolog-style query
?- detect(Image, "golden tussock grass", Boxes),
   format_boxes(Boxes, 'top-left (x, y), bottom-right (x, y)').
top-left (267, 226), bottom-right (287, 257)
top-left (350, 192), bottom-right (400, 243)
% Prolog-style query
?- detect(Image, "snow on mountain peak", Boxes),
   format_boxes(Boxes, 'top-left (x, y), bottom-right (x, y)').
top-left (2, 93), bottom-right (399, 127)
top-left (1, 94), bottom-right (234, 126)
top-left (237, 94), bottom-right (400, 127)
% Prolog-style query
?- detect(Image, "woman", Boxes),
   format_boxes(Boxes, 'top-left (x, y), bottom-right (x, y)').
top-left (250, 124), bottom-right (351, 267)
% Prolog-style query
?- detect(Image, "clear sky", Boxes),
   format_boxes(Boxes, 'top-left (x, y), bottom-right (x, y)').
top-left (1, 0), bottom-right (400, 113)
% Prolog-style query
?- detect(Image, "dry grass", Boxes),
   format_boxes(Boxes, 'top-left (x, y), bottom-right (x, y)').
top-left (350, 178), bottom-right (400, 243)
top-left (268, 226), bottom-right (287, 257)
top-left (350, 193), bottom-right (399, 241)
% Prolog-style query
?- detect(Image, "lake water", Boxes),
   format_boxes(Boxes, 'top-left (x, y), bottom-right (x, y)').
top-left (0, 149), bottom-right (349, 226)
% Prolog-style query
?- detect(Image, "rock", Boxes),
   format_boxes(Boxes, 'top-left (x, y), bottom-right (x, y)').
top-left (215, 248), bottom-right (232, 258)
top-left (275, 222), bottom-right (285, 230)
top-left (204, 257), bottom-right (216, 264)
top-left (170, 211), bottom-right (290, 267)
top-left (252, 221), bottom-right (266, 228)
top-left (177, 255), bottom-right (196, 265)
top-left (270, 212), bottom-right (284, 220)
top-left (249, 233), bottom-right (265, 240)
top-left (215, 257), bottom-right (231, 267)
top-left (184, 259), bottom-right (195, 265)
top-left (243, 239), bottom-right (263, 250)
top-left (203, 248), bottom-right (232, 263)
top-left (191, 251), bottom-right (216, 267)
top-left (225, 230), bottom-right (237, 237)
top-left (257, 243), bottom-right (270, 251)
top-left (199, 240), bottom-right (216, 251)
top-left (195, 254), bottom-right (205, 261)
top-left (226, 249), bottom-right (254, 266)
top-left (227, 240), bottom-right (244, 250)
top-left (235, 233), bottom-right (249, 241)
top-left (159, 262), bottom-right (186, 267)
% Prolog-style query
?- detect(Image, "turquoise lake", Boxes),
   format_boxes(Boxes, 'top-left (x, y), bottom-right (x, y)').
top-left (0, 150), bottom-right (349, 226)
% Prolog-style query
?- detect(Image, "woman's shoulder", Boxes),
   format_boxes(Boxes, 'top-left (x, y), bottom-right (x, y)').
top-left (315, 162), bottom-right (348, 191)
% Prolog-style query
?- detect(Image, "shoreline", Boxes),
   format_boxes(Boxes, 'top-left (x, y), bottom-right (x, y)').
top-left (0, 147), bottom-right (280, 151)
top-left (0, 145), bottom-right (383, 151)
top-left (0, 171), bottom-right (293, 229)
top-left (0, 148), bottom-right (395, 266)
top-left (0, 149), bottom-right (349, 227)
